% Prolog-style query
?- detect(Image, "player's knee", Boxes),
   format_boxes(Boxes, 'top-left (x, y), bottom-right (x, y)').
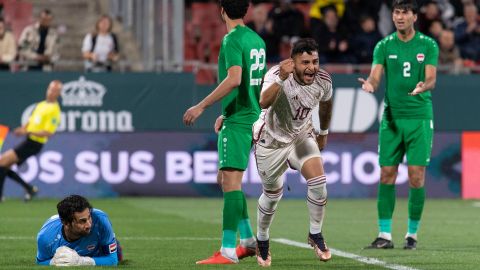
top-left (307, 175), bottom-right (327, 201)
top-left (259, 188), bottom-right (283, 209)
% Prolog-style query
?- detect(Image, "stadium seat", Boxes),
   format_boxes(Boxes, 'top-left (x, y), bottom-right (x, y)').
top-left (1, 0), bottom-right (33, 41)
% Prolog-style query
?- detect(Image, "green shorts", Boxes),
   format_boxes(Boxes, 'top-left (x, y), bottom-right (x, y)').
top-left (379, 118), bottom-right (433, 166)
top-left (217, 123), bottom-right (253, 170)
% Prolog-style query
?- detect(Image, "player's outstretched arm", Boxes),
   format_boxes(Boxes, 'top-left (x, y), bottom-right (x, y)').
top-left (409, 65), bottom-right (437, 95)
top-left (183, 66), bottom-right (242, 126)
top-left (358, 64), bottom-right (383, 93)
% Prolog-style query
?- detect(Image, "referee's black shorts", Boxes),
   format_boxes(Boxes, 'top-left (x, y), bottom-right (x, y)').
top-left (13, 138), bottom-right (44, 165)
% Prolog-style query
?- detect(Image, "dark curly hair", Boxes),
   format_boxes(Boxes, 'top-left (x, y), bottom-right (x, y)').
top-left (220, 0), bottom-right (249, 20)
top-left (392, 0), bottom-right (418, 14)
top-left (57, 195), bottom-right (92, 224)
top-left (291, 38), bottom-right (319, 58)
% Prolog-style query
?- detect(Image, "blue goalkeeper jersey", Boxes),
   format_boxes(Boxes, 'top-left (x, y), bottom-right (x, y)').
top-left (36, 208), bottom-right (118, 266)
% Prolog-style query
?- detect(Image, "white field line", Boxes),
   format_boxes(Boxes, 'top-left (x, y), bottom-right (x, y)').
top-left (272, 238), bottom-right (421, 270)
top-left (1, 235), bottom-right (420, 269)
top-left (472, 202), bottom-right (480, 207)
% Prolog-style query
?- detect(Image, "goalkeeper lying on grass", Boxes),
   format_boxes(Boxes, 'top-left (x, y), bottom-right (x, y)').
top-left (36, 195), bottom-right (123, 266)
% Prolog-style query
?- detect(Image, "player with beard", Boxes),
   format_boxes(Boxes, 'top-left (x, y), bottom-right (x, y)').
top-left (252, 38), bottom-right (333, 267)
top-left (36, 195), bottom-right (123, 266)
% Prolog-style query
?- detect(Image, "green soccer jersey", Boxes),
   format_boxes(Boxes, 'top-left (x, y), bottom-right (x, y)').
top-left (373, 31), bottom-right (439, 119)
top-left (218, 25), bottom-right (267, 126)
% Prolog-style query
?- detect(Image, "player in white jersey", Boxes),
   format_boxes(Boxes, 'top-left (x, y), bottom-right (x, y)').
top-left (252, 38), bottom-right (333, 267)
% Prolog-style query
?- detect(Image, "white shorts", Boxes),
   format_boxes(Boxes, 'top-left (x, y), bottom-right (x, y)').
top-left (255, 133), bottom-right (321, 191)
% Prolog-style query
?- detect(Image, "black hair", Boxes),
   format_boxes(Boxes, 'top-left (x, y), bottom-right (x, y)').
top-left (392, 0), bottom-right (418, 14)
top-left (57, 195), bottom-right (92, 224)
top-left (220, 0), bottom-right (249, 20)
top-left (291, 38), bottom-right (319, 58)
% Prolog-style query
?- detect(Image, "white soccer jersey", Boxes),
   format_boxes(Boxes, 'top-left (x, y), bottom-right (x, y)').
top-left (253, 65), bottom-right (332, 147)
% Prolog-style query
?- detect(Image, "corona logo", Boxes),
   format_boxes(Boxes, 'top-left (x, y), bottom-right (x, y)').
top-left (61, 76), bottom-right (106, 107)
top-left (22, 77), bottom-right (134, 132)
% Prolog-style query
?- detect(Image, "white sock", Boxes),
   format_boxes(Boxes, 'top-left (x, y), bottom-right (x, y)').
top-left (240, 237), bottom-right (256, 248)
top-left (405, 233), bottom-right (417, 240)
top-left (220, 247), bottom-right (238, 262)
top-left (306, 176), bottom-right (327, 234)
top-left (378, 232), bottom-right (392, 241)
top-left (257, 189), bottom-right (283, 241)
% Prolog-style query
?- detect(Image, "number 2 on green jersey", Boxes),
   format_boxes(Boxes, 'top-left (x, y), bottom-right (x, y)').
top-left (250, 48), bottom-right (266, 86)
top-left (403, 62), bottom-right (411, 77)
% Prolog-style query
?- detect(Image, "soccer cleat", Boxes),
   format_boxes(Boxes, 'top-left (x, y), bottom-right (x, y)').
top-left (256, 239), bottom-right (271, 267)
top-left (365, 237), bottom-right (394, 249)
top-left (307, 233), bottom-right (331, 262)
top-left (195, 251), bottom-right (237, 265)
top-left (24, 186), bottom-right (38, 202)
top-left (403, 237), bottom-right (417, 250)
top-left (236, 245), bottom-right (256, 259)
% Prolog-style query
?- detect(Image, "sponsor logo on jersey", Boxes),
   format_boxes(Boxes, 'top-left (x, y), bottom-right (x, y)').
top-left (109, 242), bottom-right (117, 253)
top-left (388, 55), bottom-right (397, 59)
top-left (87, 244), bottom-right (96, 251)
top-left (417, 53), bottom-right (425, 63)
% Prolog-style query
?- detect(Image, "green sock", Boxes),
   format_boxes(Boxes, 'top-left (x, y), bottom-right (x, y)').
top-left (222, 191), bottom-right (244, 248)
top-left (377, 183), bottom-right (396, 233)
top-left (408, 187), bottom-right (425, 234)
top-left (238, 192), bottom-right (254, 240)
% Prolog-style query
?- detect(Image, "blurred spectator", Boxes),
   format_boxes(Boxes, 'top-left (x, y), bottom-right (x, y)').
top-left (309, 0), bottom-right (345, 20)
top-left (342, 0), bottom-right (382, 34)
top-left (454, 3), bottom-right (480, 62)
top-left (268, 0), bottom-right (307, 43)
top-left (18, 9), bottom-right (59, 71)
top-left (312, 6), bottom-right (353, 63)
top-left (246, 4), bottom-right (280, 62)
top-left (438, 29), bottom-right (464, 73)
top-left (82, 15), bottom-right (119, 72)
top-left (428, 19), bottom-right (445, 41)
top-left (0, 18), bottom-right (16, 70)
top-left (351, 15), bottom-right (382, 64)
top-left (377, 0), bottom-right (396, 37)
top-left (417, 1), bottom-right (442, 34)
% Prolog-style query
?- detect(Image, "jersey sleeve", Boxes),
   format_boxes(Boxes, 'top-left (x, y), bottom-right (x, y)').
top-left (93, 212), bottom-right (118, 266)
top-left (372, 40), bottom-right (386, 66)
top-left (36, 232), bottom-right (54, 265)
top-left (223, 36), bottom-right (243, 69)
top-left (317, 70), bottom-right (333, 101)
top-left (43, 107), bottom-right (61, 134)
top-left (261, 65), bottom-right (280, 93)
top-left (425, 38), bottom-right (439, 67)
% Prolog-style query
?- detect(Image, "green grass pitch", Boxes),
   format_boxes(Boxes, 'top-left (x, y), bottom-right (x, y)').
top-left (0, 198), bottom-right (478, 269)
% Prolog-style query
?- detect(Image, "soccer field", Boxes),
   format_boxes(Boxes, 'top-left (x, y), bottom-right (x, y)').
top-left (0, 198), bottom-right (478, 269)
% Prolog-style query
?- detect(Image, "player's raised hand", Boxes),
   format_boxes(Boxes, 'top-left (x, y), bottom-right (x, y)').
top-left (183, 105), bottom-right (205, 126)
top-left (279, 58), bottom-right (294, 80)
top-left (409, 81), bottom-right (424, 96)
top-left (358, 78), bottom-right (374, 93)
top-left (214, 115), bottom-right (224, 134)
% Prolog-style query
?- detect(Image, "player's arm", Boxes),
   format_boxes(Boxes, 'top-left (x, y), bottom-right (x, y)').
top-left (316, 77), bottom-right (333, 151)
top-left (93, 213), bottom-right (119, 266)
top-left (409, 65), bottom-right (437, 96)
top-left (36, 232), bottom-right (53, 265)
top-left (260, 59), bottom-right (294, 109)
top-left (90, 251), bottom-right (118, 266)
top-left (183, 66), bottom-right (242, 126)
top-left (358, 64), bottom-right (384, 93)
